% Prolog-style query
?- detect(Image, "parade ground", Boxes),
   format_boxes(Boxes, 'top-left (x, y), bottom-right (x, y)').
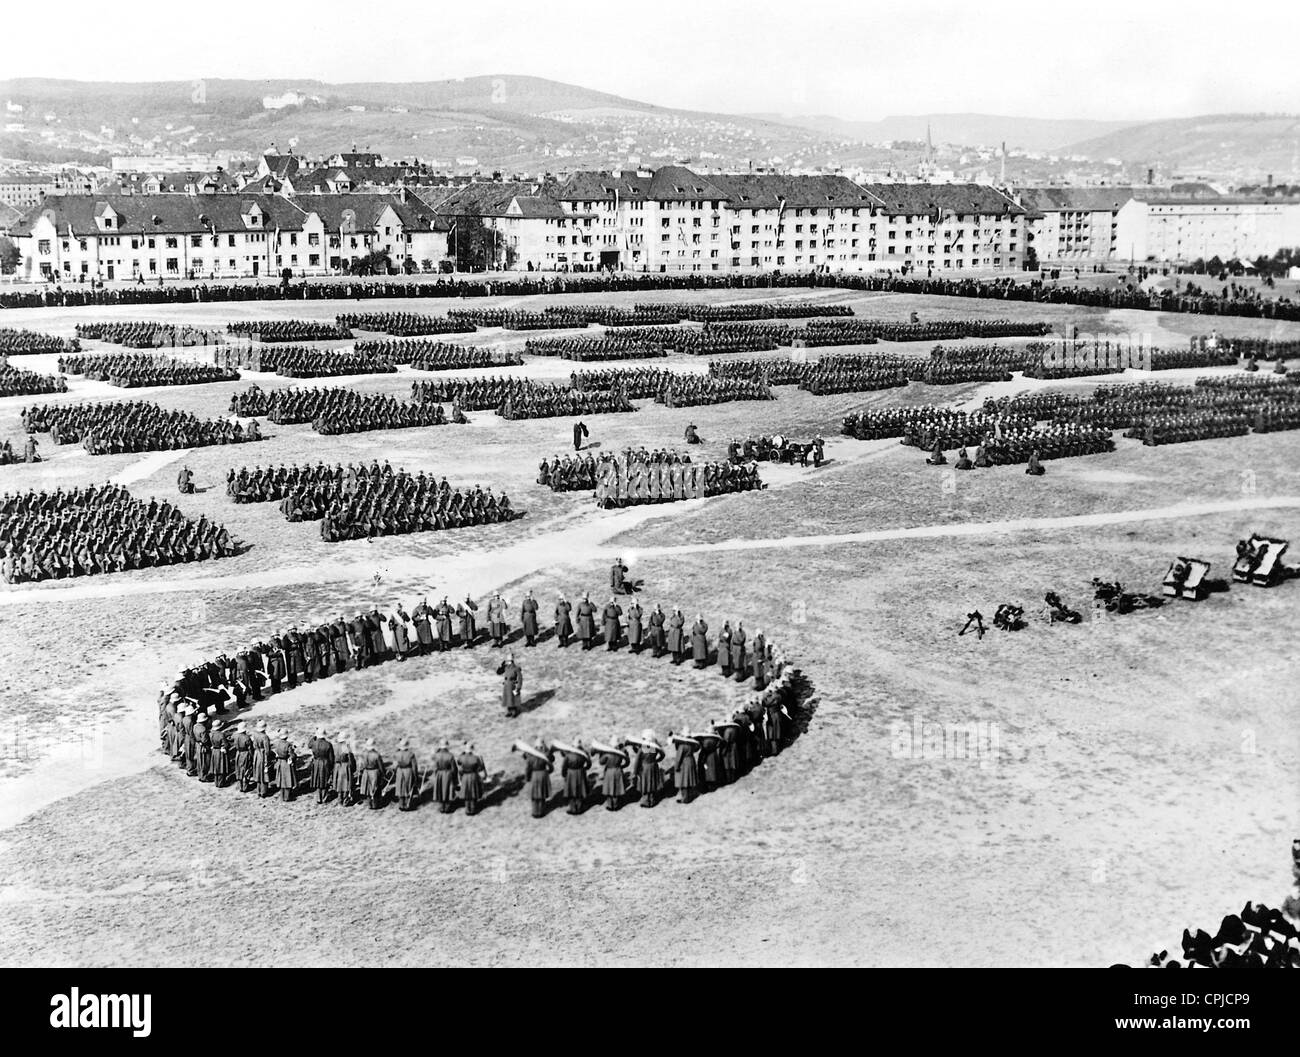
top-left (1, 285), bottom-right (1298, 967)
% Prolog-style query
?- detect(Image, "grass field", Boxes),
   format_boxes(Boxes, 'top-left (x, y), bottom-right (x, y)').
top-left (1, 286), bottom-right (1297, 967)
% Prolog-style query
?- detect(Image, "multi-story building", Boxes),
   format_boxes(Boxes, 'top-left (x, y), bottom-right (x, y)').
top-left (856, 183), bottom-right (1027, 272)
top-left (0, 173), bottom-right (59, 209)
top-left (422, 181), bottom-right (568, 270)
top-left (1114, 195), bottom-right (1300, 264)
top-left (1017, 187), bottom-right (1138, 265)
top-left (9, 191), bottom-right (450, 281)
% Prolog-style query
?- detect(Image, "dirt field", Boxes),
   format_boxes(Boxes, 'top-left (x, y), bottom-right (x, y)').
top-left (1, 287), bottom-right (1297, 967)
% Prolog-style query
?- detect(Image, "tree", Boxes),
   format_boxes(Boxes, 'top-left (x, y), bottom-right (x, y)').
top-left (347, 249), bottom-right (391, 276)
top-left (0, 236), bottom-right (19, 275)
top-left (451, 211), bottom-right (504, 272)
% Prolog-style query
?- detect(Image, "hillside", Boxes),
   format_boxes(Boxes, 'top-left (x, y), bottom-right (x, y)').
top-left (749, 112), bottom-right (1137, 152)
top-left (1062, 113), bottom-right (1300, 178)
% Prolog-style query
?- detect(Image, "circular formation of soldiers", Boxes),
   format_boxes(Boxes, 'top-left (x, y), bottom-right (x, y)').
top-left (221, 344), bottom-right (394, 377)
top-left (1, 483), bottom-right (240, 583)
top-left (0, 361), bottom-right (66, 397)
top-left (336, 311), bottom-right (477, 337)
top-left (21, 400), bottom-right (263, 453)
top-left (59, 352), bottom-right (239, 388)
top-left (154, 573), bottom-right (805, 817)
top-left (226, 319), bottom-right (352, 342)
top-left (75, 321), bottom-right (224, 348)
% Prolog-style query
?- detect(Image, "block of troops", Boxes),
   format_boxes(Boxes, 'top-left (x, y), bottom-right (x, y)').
top-left (1022, 361), bottom-right (1126, 380)
top-left (445, 307), bottom-right (589, 331)
top-left (1, 484), bottom-right (240, 583)
top-left (1147, 346), bottom-right (1240, 371)
top-left (0, 362), bottom-right (66, 397)
top-left (229, 383), bottom-right (272, 417)
top-left (914, 343), bottom-right (1041, 384)
top-left (955, 424), bottom-right (1114, 466)
top-left (319, 480), bottom-right (515, 542)
top-left (673, 322), bottom-right (794, 355)
top-left (590, 449), bottom-right (762, 506)
top-left (797, 356), bottom-right (910, 395)
top-left (538, 453), bottom-right (600, 491)
top-left (74, 321), bottom-right (225, 348)
top-left (588, 307), bottom-right (683, 327)
top-left (58, 352), bottom-right (239, 388)
top-left (727, 435), bottom-right (825, 466)
top-left (794, 319), bottom-right (882, 347)
top-left (497, 382), bottom-right (635, 420)
top-left (843, 406), bottom-right (1036, 445)
top-left (219, 343), bottom-right (395, 377)
top-left (570, 366), bottom-right (676, 400)
top-left (525, 335), bottom-right (668, 361)
top-left (335, 311), bottom-right (477, 337)
top-left (656, 375), bottom-right (774, 407)
top-left (154, 576), bottom-right (807, 815)
top-left (708, 356), bottom-right (812, 387)
top-left (356, 339), bottom-right (521, 371)
top-left (637, 300), bottom-right (853, 322)
top-left (0, 326), bottom-right (80, 356)
top-left (802, 317), bottom-right (1052, 346)
top-left (1128, 411), bottom-right (1252, 446)
top-left (226, 319), bottom-right (353, 342)
top-left (309, 391), bottom-right (453, 436)
top-left (22, 400), bottom-right (263, 453)
top-left (0, 436), bottom-right (41, 464)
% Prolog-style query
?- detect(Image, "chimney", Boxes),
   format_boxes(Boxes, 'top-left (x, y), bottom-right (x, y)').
top-left (1267, 173), bottom-right (1273, 188)
top-left (1146, 168), bottom-right (1154, 186)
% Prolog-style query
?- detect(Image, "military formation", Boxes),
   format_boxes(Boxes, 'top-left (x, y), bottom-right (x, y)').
top-left (58, 352), bottom-right (239, 387)
top-left (657, 375), bottom-right (774, 407)
top-left (335, 311), bottom-right (477, 337)
top-left (220, 344), bottom-right (395, 377)
top-left (226, 319), bottom-right (353, 342)
top-left (74, 321), bottom-right (225, 348)
top-left (582, 449), bottom-right (763, 506)
top-left (231, 385), bottom-right (457, 433)
top-left (570, 366), bottom-right (675, 399)
top-left (0, 325), bottom-right (79, 356)
top-left (0, 360), bottom-right (66, 397)
top-left (21, 400), bottom-right (263, 453)
top-left (445, 307), bottom-right (589, 330)
top-left (525, 335), bottom-right (669, 360)
top-left (1, 483), bottom-right (240, 583)
top-left (225, 460), bottom-right (518, 540)
top-left (153, 573), bottom-right (805, 816)
top-left (355, 339), bottom-right (521, 371)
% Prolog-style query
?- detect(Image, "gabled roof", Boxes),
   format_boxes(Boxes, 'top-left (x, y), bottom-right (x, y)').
top-left (293, 192), bottom-right (448, 233)
top-left (432, 181), bottom-right (561, 218)
top-left (858, 182), bottom-right (1025, 217)
top-left (10, 193), bottom-right (310, 237)
top-left (708, 173), bottom-right (877, 210)
top-left (1017, 186), bottom-right (1138, 214)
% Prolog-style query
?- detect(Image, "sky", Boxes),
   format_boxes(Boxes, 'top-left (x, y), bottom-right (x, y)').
top-left (2, 0), bottom-right (1296, 123)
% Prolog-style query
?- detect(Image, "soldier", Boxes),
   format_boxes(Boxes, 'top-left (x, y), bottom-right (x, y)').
top-left (457, 742), bottom-right (486, 816)
top-left (430, 739), bottom-right (459, 813)
top-left (684, 422), bottom-right (702, 445)
top-left (572, 419), bottom-right (588, 452)
top-left (412, 598), bottom-right (434, 654)
top-left (731, 621), bottom-right (747, 682)
top-left (456, 595), bottom-right (477, 648)
top-left (525, 738), bottom-right (553, 818)
top-left (392, 738), bottom-right (421, 812)
top-left (193, 712), bottom-right (212, 782)
top-left (714, 716), bottom-right (740, 785)
top-left (648, 603), bottom-right (667, 658)
top-left (575, 592), bottom-right (598, 650)
top-left (667, 606), bottom-right (686, 665)
top-left (633, 732), bottom-right (665, 808)
top-left (599, 738), bottom-right (628, 811)
top-left (719, 621), bottom-right (733, 677)
top-left (520, 590), bottom-right (540, 647)
top-left (308, 727), bottom-right (334, 805)
top-left (610, 557), bottom-right (629, 595)
top-left (602, 596), bottom-right (623, 651)
top-left (233, 719), bottom-right (255, 792)
top-left (554, 593), bottom-right (574, 648)
top-left (751, 629), bottom-right (767, 690)
top-left (955, 447), bottom-right (973, 470)
top-left (487, 592), bottom-right (509, 647)
top-left (177, 466), bottom-right (195, 494)
top-left (1026, 448), bottom-right (1045, 476)
top-left (626, 598), bottom-right (644, 654)
top-left (561, 740), bottom-right (590, 815)
top-left (764, 692), bottom-right (788, 756)
top-left (359, 739), bottom-right (386, 810)
top-left (252, 719), bottom-right (274, 798)
top-left (673, 733), bottom-right (699, 804)
top-left (690, 614), bottom-right (709, 669)
top-left (332, 730), bottom-right (357, 807)
top-left (497, 652), bottom-right (523, 717)
top-left (273, 728), bottom-right (297, 801)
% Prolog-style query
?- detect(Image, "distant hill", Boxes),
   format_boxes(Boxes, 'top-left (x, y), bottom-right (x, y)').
top-left (747, 112), bottom-right (1137, 152)
top-left (1061, 113), bottom-right (1300, 177)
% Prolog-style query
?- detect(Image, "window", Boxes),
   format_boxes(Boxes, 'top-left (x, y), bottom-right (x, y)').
top-left (78, 239), bottom-right (87, 251)
top-left (37, 239), bottom-right (50, 254)
top-left (309, 233), bottom-right (320, 246)
top-left (191, 235), bottom-right (202, 248)
top-left (228, 235), bottom-right (235, 247)
top-left (192, 258), bottom-right (204, 271)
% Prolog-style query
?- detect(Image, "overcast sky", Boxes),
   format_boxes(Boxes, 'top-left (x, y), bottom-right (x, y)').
top-left (3, 0), bottom-right (1295, 123)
